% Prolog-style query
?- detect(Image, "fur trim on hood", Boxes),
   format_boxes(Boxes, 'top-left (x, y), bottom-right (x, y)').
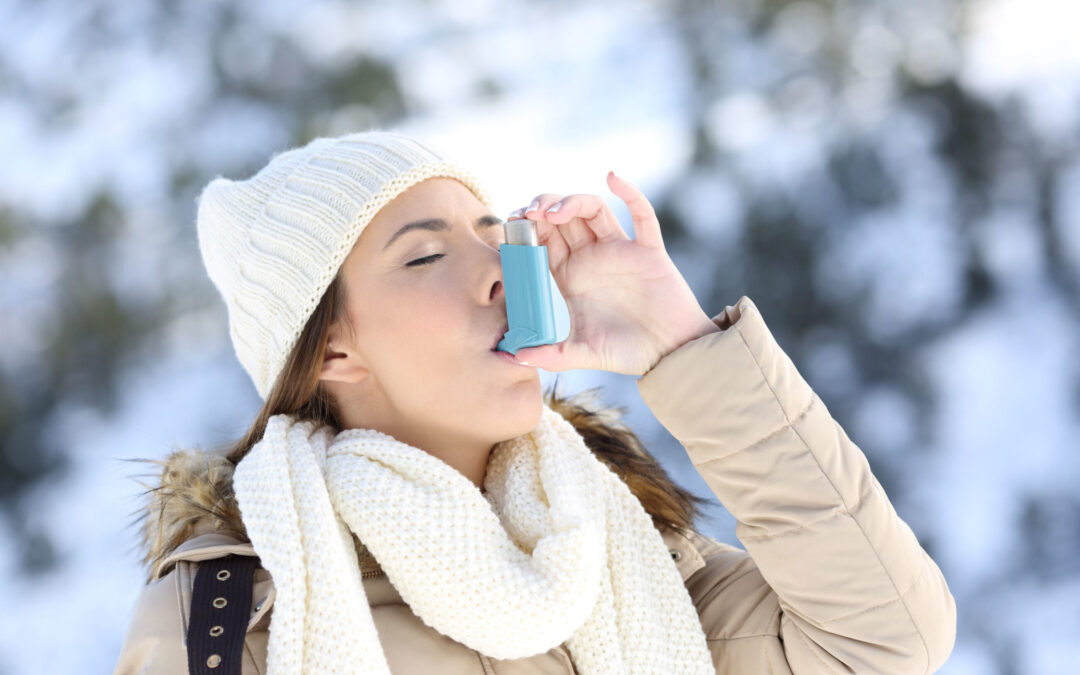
top-left (124, 384), bottom-right (706, 585)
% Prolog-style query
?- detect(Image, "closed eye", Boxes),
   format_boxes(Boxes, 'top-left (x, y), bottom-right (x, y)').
top-left (406, 233), bottom-right (503, 267)
top-left (406, 254), bottom-right (445, 267)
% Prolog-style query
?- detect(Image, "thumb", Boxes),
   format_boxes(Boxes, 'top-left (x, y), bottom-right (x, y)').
top-left (512, 342), bottom-right (569, 371)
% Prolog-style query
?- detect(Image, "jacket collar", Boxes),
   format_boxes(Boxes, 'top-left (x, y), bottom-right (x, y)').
top-left (155, 530), bottom-right (385, 582)
top-left (664, 528), bottom-right (707, 580)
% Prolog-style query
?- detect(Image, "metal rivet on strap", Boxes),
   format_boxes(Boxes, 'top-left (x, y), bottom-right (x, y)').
top-left (670, 549), bottom-right (682, 561)
top-left (189, 556), bottom-right (256, 674)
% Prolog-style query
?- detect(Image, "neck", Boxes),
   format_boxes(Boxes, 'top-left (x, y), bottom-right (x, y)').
top-left (420, 437), bottom-right (494, 491)
top-left (339, 416), bottom-right (494, 491)
top-left (331, 388), bottom-right (496, 491)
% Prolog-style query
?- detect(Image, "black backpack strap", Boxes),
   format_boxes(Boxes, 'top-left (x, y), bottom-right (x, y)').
top-left (186, 554), bottom-right (257, 674)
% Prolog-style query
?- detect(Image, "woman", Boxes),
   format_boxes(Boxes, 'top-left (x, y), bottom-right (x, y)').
top-left (115, 130), bottom-right (956, 674)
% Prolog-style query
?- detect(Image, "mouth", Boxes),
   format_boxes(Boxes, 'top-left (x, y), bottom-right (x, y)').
top-left (490, 323), bottom-right (509, 351)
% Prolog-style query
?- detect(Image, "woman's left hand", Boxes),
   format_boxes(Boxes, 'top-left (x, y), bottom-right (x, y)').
top-left (506, 171), bottom-right (721, 376)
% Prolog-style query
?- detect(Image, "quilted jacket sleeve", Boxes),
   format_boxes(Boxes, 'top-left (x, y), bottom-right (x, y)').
top-left (636, 296), bottom-right (956, 674)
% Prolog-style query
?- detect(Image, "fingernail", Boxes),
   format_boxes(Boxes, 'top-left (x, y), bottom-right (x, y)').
top-left (527, 199), bottom-right (540, 212)
top-left (546, 201), bottom-right (562, 213)
top-left (508, 207), bottom-right (525, 218)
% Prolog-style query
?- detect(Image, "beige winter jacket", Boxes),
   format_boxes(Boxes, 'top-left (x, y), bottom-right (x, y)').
top-left (114, 295), bottom-right (956, 673)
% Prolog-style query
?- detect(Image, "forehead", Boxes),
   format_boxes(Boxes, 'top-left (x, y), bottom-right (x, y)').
top-left (353, 177), bottom-right (488, 252)
top-left (374, 177), bottom-right (482, 223)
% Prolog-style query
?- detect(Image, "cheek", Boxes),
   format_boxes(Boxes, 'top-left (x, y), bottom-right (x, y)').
top-left (377, 286), bottom-right (469, 360)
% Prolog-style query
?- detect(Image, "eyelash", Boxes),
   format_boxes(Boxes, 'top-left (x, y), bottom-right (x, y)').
top-left (406, 254), bottom-right (445, 267)
top-left (405, 235), bottom-right (505, 268)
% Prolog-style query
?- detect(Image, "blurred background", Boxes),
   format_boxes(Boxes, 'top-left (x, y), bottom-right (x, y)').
top-left (2, 0), bottom-right (1078, 672)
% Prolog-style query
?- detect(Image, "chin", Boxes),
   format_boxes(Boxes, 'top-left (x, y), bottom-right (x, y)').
top-left (491, 388), bottom-right (545, 439)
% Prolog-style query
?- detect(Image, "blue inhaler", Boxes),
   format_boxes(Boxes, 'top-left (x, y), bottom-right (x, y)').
top-left (495, 218), bottom-right (558, 355)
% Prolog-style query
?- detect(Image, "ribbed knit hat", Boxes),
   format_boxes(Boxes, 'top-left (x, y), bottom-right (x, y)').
top-left (196, 130), bottom-right (496, 400)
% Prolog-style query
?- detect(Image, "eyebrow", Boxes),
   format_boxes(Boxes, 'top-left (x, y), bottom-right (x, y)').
top-left (383, 214), bottom-right (504, 251)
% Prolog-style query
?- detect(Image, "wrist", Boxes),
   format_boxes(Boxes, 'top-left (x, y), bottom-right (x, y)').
top-left (643, 312), bottom-right (722, 375)
top-left (667, 314), bottom-right (723, 352)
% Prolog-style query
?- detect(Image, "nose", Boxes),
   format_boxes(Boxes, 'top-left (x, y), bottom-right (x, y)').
top-left (480, 242), bottom-right (505, 305)
top-left (487, 259), bottom-right (505, 304)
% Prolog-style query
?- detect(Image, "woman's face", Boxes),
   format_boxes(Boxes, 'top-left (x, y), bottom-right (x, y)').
top-left (319, 177), bottom-right (542, 471)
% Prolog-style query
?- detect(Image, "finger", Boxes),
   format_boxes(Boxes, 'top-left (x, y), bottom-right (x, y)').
top-left (546, 194), bottom-right (629, 244)
top-left (607, 172), bottom-right (664, 249)
top-left (548, 199), bottom-right (597, 250)
top-left (523, 193), bottom-right (563, 217)
top-left (509, 194), bottom-right (570, 268)
top-left (531, 218), bottom-right (570, 270)
top-left (526, 193), bottom-right (583, 257)
top-left (512, 339), bottom-right (590, 372)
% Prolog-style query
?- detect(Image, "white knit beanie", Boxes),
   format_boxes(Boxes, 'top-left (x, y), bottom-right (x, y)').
top-left (196, 130), bottom-right (496, 400)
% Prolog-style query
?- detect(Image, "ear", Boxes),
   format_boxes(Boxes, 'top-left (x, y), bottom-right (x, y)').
top-left (319, 322), bottom-right (370, 385)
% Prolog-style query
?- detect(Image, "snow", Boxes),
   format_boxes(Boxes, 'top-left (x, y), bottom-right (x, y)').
top-left (2, 0), bottom-right (1078, 672)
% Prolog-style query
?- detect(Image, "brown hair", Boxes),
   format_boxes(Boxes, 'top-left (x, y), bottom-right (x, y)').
top-left (132, 269), bottom-right (710, 576)
top-left (221, 268), bottom-right (353, 466)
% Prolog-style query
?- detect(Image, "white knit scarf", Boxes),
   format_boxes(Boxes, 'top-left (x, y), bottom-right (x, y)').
top-left (232, 403), bottom-right (714, 674)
